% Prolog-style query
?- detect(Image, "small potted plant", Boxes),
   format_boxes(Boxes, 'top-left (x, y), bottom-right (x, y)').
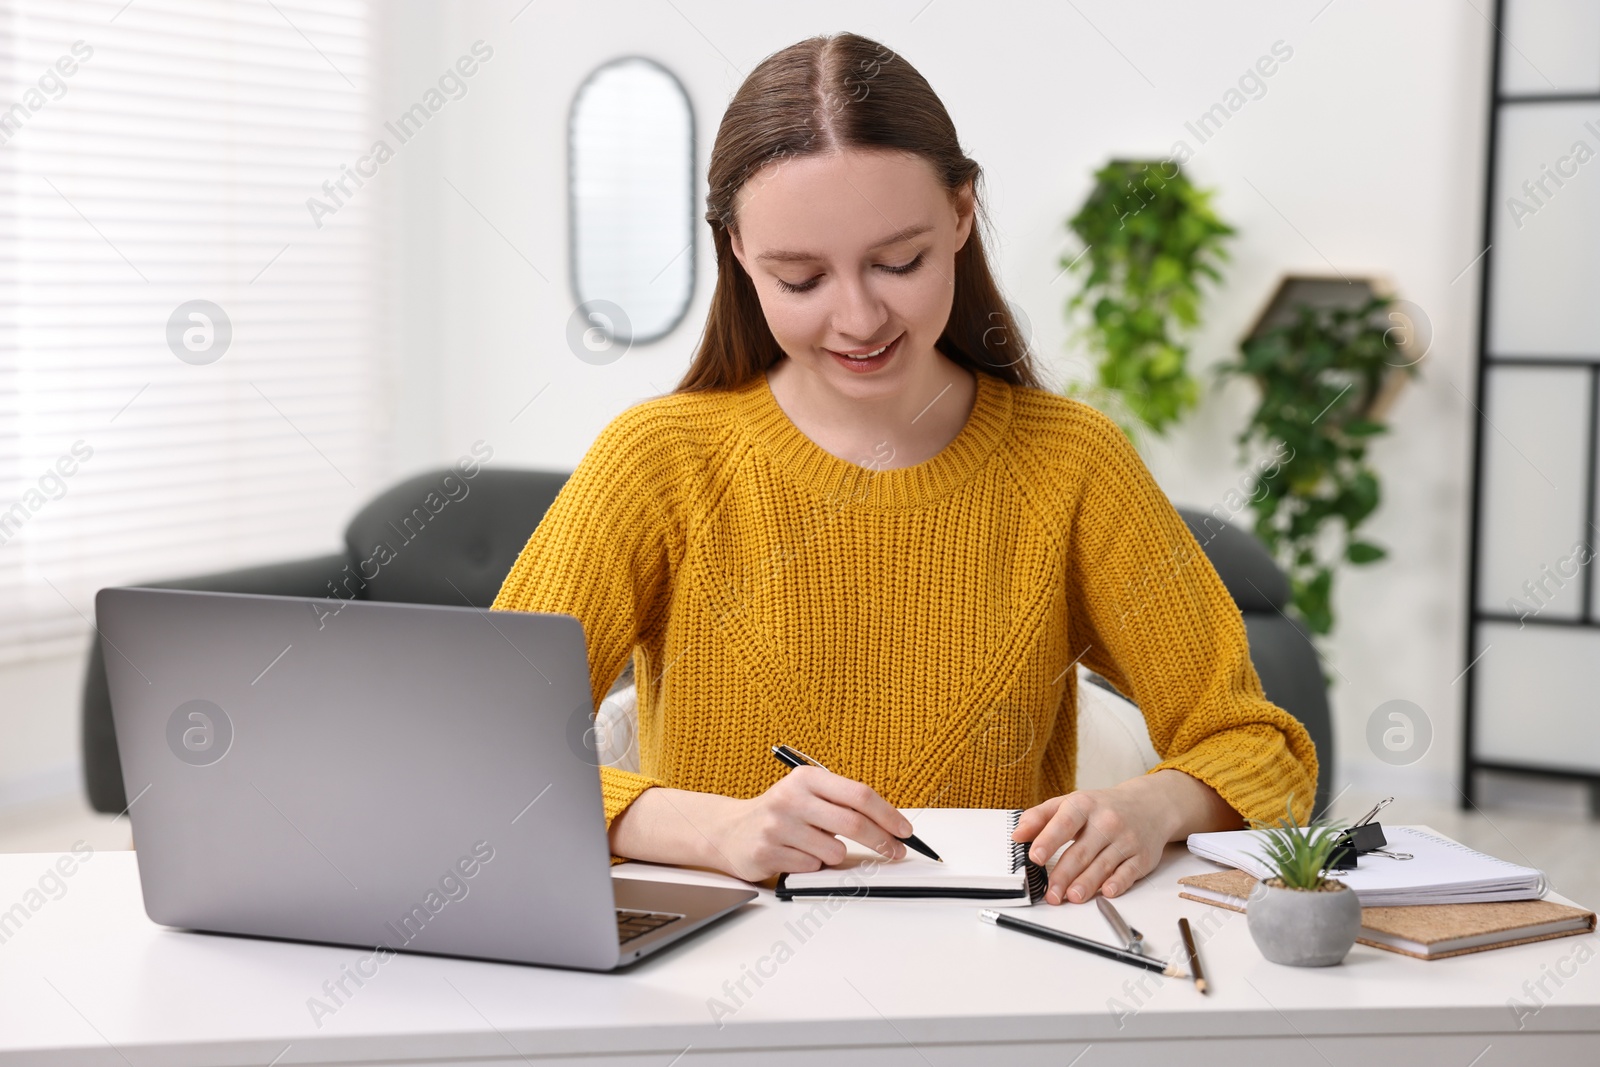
top-left (1244, 795), bottom-right (1362, 967)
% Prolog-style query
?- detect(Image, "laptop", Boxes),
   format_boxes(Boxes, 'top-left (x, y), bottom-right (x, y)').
top-left (95, 586), bottom-right (757, 971)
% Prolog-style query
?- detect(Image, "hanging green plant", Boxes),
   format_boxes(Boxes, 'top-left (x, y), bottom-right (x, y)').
top-left (1060, 159), bottom-right (1236, 438)
top-left (1219, 292), bottom-right (1424, 637)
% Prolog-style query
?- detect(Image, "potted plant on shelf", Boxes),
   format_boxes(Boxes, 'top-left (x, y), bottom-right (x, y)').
top-left (1244, 795), bottom-right (1362, 967)
top-left (1219, 281), bottom-right (1426, 638)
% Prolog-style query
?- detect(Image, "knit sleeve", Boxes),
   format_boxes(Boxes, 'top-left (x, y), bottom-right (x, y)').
top-left (490, 405), bottom-right (680, 865)
top-left (1061, 406), bottom-right (1319, 827)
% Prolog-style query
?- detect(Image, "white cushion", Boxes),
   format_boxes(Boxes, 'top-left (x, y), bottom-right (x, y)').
top-left (1071, 670), bottom-right (1162, 789)
top-left (592, 683), bottom-right (643, 772)
top-left (591, 665), bottom-right (1159, 788)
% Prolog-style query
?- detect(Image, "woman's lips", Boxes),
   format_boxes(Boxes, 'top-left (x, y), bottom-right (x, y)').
top-left (827, 333), bottom-right (901, 372)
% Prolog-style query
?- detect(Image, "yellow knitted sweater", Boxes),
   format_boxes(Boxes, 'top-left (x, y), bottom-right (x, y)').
top-left (491, 368), bottom-right (1318, 865)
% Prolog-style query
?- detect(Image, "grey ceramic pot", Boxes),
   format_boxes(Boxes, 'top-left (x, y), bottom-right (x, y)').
top-left (1246, 878), bottom-right (1361, 966)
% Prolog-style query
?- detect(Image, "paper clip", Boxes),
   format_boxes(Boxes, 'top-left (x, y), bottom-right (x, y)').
top-left (1351, 796), bottom-right (1393, 828)
top-left (1329, 797), bottom-right (1399, 869)
top-left (1365, 847), bottom-right (1414, 860)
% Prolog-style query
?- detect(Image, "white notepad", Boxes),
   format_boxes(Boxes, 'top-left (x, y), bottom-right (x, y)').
top-left (1186, 824), bottom-right (1547, 906)
top-left (774, 808), bottom-right (1048, 906)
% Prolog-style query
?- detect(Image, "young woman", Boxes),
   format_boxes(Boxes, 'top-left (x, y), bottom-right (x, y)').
top-left (492, 32), bottom-right (1317, 906)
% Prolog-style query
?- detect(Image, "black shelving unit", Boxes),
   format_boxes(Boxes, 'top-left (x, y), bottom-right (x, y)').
top-left (1462, 0), bottom-right (1600, 811)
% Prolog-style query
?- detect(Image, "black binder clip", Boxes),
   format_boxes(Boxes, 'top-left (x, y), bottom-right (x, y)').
top-left (1328, 797), bottom-right (1394, 870)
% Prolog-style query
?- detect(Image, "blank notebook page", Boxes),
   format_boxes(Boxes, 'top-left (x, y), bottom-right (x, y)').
top-left (782, 808), bottom-right (1027, 891)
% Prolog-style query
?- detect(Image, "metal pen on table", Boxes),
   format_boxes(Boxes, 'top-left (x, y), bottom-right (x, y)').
top-left (980, 909), bottom-right (1186, 978)
top-left (1097, 896), bottom-right (1146, 955)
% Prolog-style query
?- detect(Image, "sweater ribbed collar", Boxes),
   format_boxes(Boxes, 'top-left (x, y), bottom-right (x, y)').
top-left (732, 366), bottom-right (1013, 510)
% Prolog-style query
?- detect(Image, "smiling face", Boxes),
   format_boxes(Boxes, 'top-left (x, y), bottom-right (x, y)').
top-left (728, 147), bottom-right (974, 400)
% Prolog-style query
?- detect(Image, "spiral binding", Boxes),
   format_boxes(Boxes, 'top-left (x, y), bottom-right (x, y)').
top-left (1006, 809), bottom-right (1049, 904)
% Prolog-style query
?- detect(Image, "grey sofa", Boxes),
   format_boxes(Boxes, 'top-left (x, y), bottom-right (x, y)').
top-left (81, 470), bottom-right (1334, 816)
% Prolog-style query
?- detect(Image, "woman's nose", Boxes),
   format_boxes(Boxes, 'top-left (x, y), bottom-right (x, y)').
top-left (830, 274), bottom-right (889, 342)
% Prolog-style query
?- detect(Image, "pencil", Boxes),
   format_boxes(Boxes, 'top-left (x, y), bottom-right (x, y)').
top-left (1178, 916), bottom-right (1208, 994)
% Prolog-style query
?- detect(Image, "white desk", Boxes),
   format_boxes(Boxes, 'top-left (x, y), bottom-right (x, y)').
top-left (1, 835), bottom-right (1596, 1066)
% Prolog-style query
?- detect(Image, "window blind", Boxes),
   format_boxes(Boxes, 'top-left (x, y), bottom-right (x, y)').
top-left (0, 0), bottom-right (389, 665)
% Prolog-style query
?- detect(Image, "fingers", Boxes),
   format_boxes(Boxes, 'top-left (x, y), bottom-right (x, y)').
top-left (744, 817), bottom-right (858, 879)
top-left (785, 821), bottom-right (857, 867)
top-left (1011, 796), bottom-right (1063, 843)
top-left (1057, 836), bottom-right (1135, 904)
top-left (796, 766), bottom-right (914, 847)
top-left (1101, 855), bottom-right (1145, 899)
top-left (798, 792), bottom-right (907, 861)
top-left (1044, 795), bottom-right (1164, 904)
top-left (724, 790), bottom-right (848, 882)
top-left (1023, 794), bottom-right (1088, 870)
top-left (1046, 801), bottom-right (1129, 902)
top-left (751, 768), bottom-right (908, 878)
top-left (749, 842), bottom-right (833, 881)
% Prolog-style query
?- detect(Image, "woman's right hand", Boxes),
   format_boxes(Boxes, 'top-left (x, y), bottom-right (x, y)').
top-left (709, 766), bottom-right (913, 883)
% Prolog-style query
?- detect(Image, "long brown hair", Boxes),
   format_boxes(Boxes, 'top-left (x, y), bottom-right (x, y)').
top-left (674, 32), bottom-right (1044, 394)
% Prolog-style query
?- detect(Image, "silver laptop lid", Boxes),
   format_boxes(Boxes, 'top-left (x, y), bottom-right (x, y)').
top-left (96, 586), bottom-right (625, 970)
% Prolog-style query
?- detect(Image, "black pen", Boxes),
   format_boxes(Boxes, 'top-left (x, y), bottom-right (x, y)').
top-left (770, 744), bottom-right (942, 862)
top-left (980, 909), bottom-right (1186, 978)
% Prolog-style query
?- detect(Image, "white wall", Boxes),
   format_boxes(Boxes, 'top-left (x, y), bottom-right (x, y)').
top-left (2, 0), bottom-right (1495, 810)
top-left (0, 655), bottom-right (84, 807)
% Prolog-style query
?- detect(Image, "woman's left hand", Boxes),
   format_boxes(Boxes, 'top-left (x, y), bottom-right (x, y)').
top-left (1012, 769), bottom-right (1242, 905)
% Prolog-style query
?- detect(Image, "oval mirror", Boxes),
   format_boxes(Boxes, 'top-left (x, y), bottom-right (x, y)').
top-left (568, 56), bottom-right (696, 346)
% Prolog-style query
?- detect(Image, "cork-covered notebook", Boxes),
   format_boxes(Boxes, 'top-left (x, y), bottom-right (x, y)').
top-left (1178, 869), bottom-right (1596, 960)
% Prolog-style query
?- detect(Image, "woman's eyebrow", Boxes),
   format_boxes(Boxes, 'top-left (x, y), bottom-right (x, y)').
top-left (755, 223), bottom-right (934, 264)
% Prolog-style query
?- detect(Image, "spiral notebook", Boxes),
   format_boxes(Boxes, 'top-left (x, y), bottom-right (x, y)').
top-left (1186, 824), bottom-right (1547, 906)
top-left (774, 808), bottom-right (1048, 906)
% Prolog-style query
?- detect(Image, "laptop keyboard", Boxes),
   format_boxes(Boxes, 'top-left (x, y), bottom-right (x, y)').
top-left (617, 907), bottom-right (684, 944)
